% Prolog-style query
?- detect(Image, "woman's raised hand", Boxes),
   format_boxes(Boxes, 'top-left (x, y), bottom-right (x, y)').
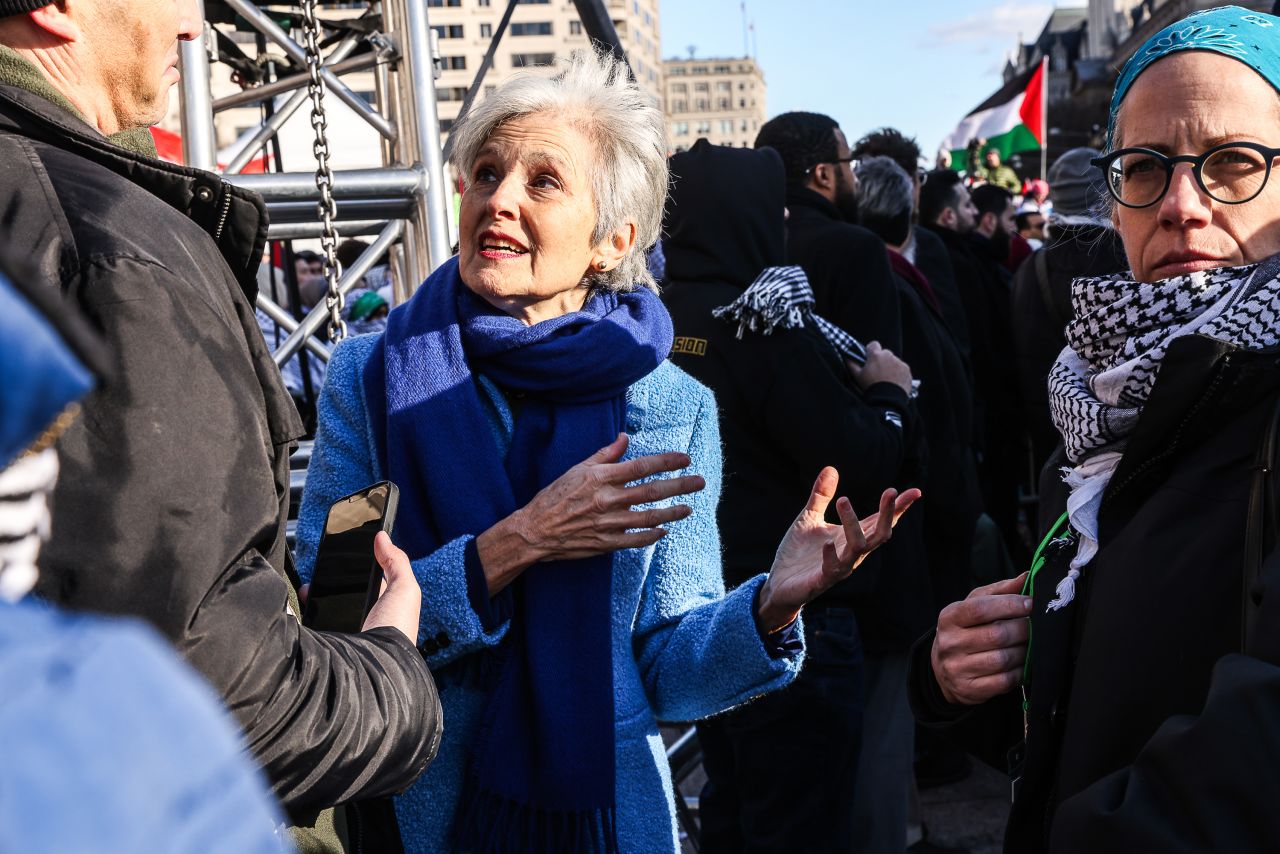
top-left (755, 467), bottom-right (920, 633)
top-left (475, 433), bottom-right (705, 596)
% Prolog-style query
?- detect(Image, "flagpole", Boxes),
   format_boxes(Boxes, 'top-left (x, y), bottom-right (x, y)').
top-left (1041, 55), bottom-right (1048, 182)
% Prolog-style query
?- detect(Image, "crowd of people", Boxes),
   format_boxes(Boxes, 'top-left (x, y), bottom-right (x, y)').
top-left (6, 0), bottom-right (1280, 852)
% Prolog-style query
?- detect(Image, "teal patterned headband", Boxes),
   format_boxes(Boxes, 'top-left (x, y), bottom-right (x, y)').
top-left (1108, 5), bottom-right (1280, 147)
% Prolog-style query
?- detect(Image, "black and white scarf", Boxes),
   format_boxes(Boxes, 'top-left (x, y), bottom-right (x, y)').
top-left (714, 266), bottom-right (869, 364)
top-left (1046, 256), bottom-right (1280, 610)
top-left (0, 448), bottom-right (58, 603)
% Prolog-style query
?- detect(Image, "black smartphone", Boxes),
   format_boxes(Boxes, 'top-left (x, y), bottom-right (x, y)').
top-left (302, 481), bottom-right (399, 633)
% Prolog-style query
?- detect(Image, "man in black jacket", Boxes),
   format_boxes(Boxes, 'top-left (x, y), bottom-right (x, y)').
top-left (922, 171), bottom-right (1027, 568)
top-left (756, 111), bottom-right (902, 351)
top-left (0, 0), bottom-right (439, 844)
top-left (664, 140), bottom-right (917, 854)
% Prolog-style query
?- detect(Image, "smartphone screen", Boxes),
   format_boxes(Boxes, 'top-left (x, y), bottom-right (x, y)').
top-left (303, 481), bottom-right (398, 633)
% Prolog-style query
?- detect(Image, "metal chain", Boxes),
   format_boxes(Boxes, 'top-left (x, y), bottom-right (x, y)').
top-left (299, 0), bottom-right (346, 342)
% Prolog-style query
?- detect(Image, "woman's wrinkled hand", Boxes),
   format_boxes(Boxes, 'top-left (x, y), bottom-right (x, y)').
top-left (930, 573), bottom-right (1032, 705)
top-left (755, 466), bottom-right (920, 634)
top-left (475, 433), bottom-right (705, 595)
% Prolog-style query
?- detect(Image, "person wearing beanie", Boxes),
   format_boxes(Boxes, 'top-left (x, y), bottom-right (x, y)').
top-left (0, 0), bottom-right (441, 847)
top-left (1009, 147), bottom-right (1128, 481)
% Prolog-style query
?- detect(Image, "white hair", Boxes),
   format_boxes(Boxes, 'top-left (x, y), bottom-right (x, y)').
top-left (447, 48), bottom-right (668, 292)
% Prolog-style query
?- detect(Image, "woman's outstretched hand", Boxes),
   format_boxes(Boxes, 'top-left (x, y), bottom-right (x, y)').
top-left (755, 467), bottom-right (921, 634)
top-left (475, 433), bottom-right (705, 596)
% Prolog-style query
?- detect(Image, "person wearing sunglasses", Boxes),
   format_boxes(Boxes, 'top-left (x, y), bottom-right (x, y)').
top-left (912, 6), bottom-right (1280, 853)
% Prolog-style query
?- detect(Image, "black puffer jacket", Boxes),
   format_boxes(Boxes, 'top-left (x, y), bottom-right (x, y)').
top-left (910, 333), bottom-right (1280, 853)
top-left (0, 84), bottom-right (440, 815)
top-left (662, 140), bottom-right (920, 625)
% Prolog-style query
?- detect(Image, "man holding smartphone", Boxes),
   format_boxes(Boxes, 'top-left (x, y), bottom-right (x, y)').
top-left (0, 0), bottom-right (440, 846)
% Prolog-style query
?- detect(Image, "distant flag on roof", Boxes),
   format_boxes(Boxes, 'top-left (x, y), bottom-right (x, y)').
top-left (942, 58), bottom-right (1045, 169)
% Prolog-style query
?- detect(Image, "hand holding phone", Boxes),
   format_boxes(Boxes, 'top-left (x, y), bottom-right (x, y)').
top-left (303, 482), bottom-right (401, 633)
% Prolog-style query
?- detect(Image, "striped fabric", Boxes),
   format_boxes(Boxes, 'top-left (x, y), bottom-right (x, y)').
top-left (0, 448), bottom-right (57, 603)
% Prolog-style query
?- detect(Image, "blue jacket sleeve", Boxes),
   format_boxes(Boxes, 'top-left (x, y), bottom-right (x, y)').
top-left (631, 388), bottom-right (804, 723)
top-left (295, 335), bottom-right (510, 667)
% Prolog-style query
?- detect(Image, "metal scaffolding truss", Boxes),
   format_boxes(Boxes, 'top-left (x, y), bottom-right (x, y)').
top-left (175, 0), bottom-right (629, 374)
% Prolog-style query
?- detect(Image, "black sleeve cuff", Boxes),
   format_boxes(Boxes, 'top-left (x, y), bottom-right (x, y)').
top-left (464, 538), bottom-right (512, 633)
top-left (863, 381), bottom-right (910, 415)
top-left (761, 619), bottom-right (804, 659)
top-left (907, 628), bottom-right (976, 725)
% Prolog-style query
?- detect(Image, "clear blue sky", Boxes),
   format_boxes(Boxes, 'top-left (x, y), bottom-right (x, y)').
top-left (661, 0), bottom-right (1081, 158)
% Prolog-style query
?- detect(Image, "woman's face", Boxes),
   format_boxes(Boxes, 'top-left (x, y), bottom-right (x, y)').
top-left (1114, 52), bottom-right (1280, 283)
top-left (458, 113), bottom-right (630, 325)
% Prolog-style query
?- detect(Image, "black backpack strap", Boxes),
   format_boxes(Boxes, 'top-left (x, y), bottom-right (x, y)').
top-left (1243, 392), bottom-right (1280, 650)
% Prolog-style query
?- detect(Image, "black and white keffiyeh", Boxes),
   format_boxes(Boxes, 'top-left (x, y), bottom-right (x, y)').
top-left (714, 265), bottom-right (869, 364)
top-left (1045, 256), bottom-right (1280, 610)
top-left (714, 266), bottom-right (912, 427)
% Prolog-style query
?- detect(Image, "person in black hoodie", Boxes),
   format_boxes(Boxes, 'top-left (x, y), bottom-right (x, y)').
top-left (755, 111), bottom-right (903, 351)
top-left (663, 139), bottom-right (920, 853)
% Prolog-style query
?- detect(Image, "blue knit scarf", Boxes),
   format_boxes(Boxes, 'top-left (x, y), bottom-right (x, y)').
top-left (365, 257), bottom-right (672, 852)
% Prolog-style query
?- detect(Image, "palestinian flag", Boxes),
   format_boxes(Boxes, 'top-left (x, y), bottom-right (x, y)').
top-left (942, 59), bottom-right (1045, 168)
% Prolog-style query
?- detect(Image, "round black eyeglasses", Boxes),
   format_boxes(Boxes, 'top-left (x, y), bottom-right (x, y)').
top-left (1091, 142), bottom-right (1280, 209)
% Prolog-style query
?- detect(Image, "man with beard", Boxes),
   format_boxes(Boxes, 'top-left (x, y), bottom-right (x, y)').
top-left (922, 175), bottom-right (1027, 570)
top-left (755, 111), bottom-right (901, 350)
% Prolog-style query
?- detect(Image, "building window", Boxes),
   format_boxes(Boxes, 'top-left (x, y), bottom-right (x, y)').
top-left (717, 98), bottom-right (730, 110)
top-left (484, 85), bottom-right (496, 96)
top-left (696, 98), bottom-right (709, 111)
top-left (675, 121), bottom-right (689, 136)
top-left (692, 65), bottom-right (707, 74)
top-left (714, 64), bottom-right (731, 73)
top-left (672, 99), bottom-right (687, 113)
top-left (435, 86), bottom-right (469, 102)
top-left (741, 119), bottom-right (748, 132)
top-left (669, 67), bottom-right (686, 76)
top-left (720, 119), bottom-right (733, 134)
top-left (696, 121), bottom-right (711, 135)
top-left (739, 98), bottom-right (746, 108)
top-left (478, 0), bottom-right (490, 5)
top-left (479, 22), bottom-right (492, 37)
top-left (439, 118), bottom-right (454, 132)
top-left (431, 24), bottom-right (464, 39)
top-left (426, 0), bottom-right (461, 5)
top-left (670, 82), bottom-right (687, 94)
top-left (694, 81), bottom-right (709, 92)
top-left (716, 81), bottom-right (731, 92)
top-left (517, 0), bottom-right (550, 3)
top-left (442, 55), bottom-right (467, 70)
top-left (569, 20), bottom-right (582, 35)
top-left (510, 21), bottom-right (552, 36)
top-left (512, 52), bottom-right (556, 67)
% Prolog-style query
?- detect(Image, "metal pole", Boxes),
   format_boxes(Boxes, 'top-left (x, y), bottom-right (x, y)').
top-left (214, 47), bottom-right (374, 113)
top-left (256, 294), bottom-right (333, 361)
top-left (272, 220), bottom-right (403, 366)
top-left (223, 0), bottom-right (397, 141)
top-left (225, 167), bottom-right (423, 198)
top-left (178, 7), bottom-right (218, 170)
top-left (390, 0), bottom-right (453, 278)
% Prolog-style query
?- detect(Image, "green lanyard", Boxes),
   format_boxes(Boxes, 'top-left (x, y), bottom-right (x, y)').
top-left (1020, 510), bottom-right (1072, 717)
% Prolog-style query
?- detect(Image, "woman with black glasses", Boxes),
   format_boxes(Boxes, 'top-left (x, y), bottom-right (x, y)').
top-left (911, 6), bottom-right (1280, 853)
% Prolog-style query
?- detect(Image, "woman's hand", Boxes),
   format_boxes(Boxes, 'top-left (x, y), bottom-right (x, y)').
top-left (930, 574), bottom-right (1032, 705)
top-left (755, 467), bottom-right (920, 634)
top-left (475, 433), bottom-right (705, 596)
top-left (847, 341), bottom-right (914, 395)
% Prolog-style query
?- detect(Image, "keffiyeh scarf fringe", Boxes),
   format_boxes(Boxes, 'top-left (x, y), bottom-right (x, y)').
top-left (1046, 256), bottom-right (1280, 610)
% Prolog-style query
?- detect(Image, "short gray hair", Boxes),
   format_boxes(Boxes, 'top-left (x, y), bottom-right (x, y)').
top-left (447, 48), bottom-right (668, 292)
top-left (855, 155), bottom-right (914, 221)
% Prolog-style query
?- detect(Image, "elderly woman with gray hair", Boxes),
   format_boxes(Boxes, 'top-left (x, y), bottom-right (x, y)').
top-left (296, 50), bottom-right (916, 854)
